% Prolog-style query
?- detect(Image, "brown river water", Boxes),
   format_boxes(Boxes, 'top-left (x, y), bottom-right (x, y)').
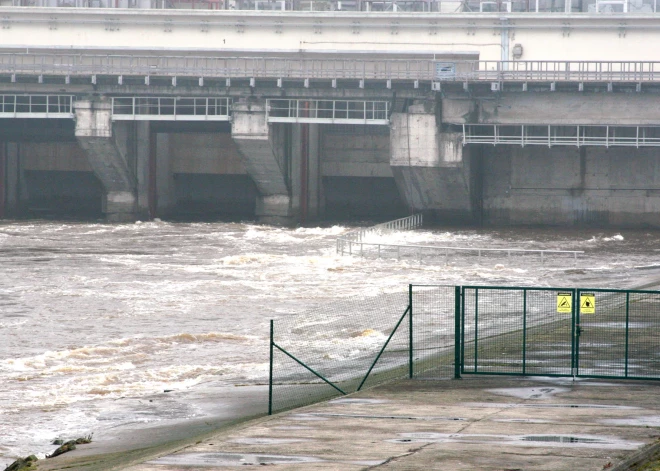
top-left (1, 219), bottom-right (659, 465)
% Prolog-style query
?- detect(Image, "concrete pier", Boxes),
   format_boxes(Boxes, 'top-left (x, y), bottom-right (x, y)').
top-left (390, 101), bottom-right (477, 224)
top-left (74, 100), bottom-right (137, 222)
top-left (231, 99), bottom-right (293, 225)
top-left (3, 143), bottom-right (28, 218)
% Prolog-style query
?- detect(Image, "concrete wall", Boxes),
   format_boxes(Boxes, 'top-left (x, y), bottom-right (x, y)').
top-left (1, 130), bottom-right (259, 220)
top-left (1, 141), bottom-right (102, 216)
top-left (321, 127), bottom-right (392, 178)
top-left (170, 133), bottom-right (247, 175)
top-left (481, 145), bottom-right (660, 227)
top-left (1, 8), bottom-right (660, 62)
top-left (21, 142), bottom-right (92, 172)
top-left (443, 94), bottom-right (660, 126)
top-left (320, 125), bottom-right (406, 219)
top-left (167, 132), bottom-right (256, 217)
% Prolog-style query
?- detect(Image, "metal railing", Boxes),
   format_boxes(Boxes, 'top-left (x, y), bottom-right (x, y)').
top-left (0, 94), bottom-right (74, 118)
top-left (336, 214), bottom-right (582, 266)
top-left (111, 96), bottom-right (231, 121)
top-left (7, 0), bottom-right (660, 12)
top-left (462, 286), bottom-right (660, 379)
top-left (5, 55), bottom-right (660, 84)
top-left (470, 61), bottom-right (660, 83)
top-left (463, 124), bottom-right (660, 148)
top-left (269, 283), bottom-right (660, 414)
top-left (4, 55), bottom-right (660, 84)
top-left (267, 99), bottom-right (389, 125)
top-left (340, 240), bottom-right (583, 265)
top-left (336, 213), bottom-right (423, 248)
top-left (0, 54), bottom-right (438, 81)
top-left (268, 284), bottom-right (457, 414)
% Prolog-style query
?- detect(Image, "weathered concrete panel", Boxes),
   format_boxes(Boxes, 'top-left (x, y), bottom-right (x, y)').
top-left (323, 176), bottom-right (407, 219)
top-left (75, 100), bottom-right (137, 221)
top-left (391, 164), bottom-right (474, 223)
top-left (24, 170), bottom-right (102, 216)
top-left (21, 142), bottom-right (92, 172)
top-left (482, 145), bottom-right (660, 227)
top-left (232, 99), bottom-right (292, 222)
top-left (170, 133), bottom-right (247, 175)
top-left (443, 94), bottom-right (660, 126)
top-left (391, 114), bottom-right (463, 168)
top-left (321, 130), bottom-right (391, 177)
top-left (390, 104), bottom-right (475, 222)
top-left (174, 174), bottom-right (257, 216)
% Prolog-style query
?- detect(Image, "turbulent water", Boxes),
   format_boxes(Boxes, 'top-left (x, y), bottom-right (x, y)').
top-left (1, 219), bottom-right (659, 465)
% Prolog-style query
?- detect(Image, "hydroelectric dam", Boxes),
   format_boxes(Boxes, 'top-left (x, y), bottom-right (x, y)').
top-left (1, 2), bottom-right (660, 226)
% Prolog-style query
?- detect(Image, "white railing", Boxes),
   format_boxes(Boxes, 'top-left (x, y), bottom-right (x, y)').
top-left (111, 96), bottom-right (231, 121)
top-left (267, 99), bottom-right (390, 125)
top-left (337, 214), bottom-right (583, 266)
top-left (463, 124), bottom-right (660, 148)
top-left (6, 0), bottom-right (659, 12)
top-left (0, 94), bottom-right (74, 118)
top-left (5, 56), bottom-right (660, 84)
top-left (469, 61), bottom-right (660, 83)
top-left (336, 214), bottom-right (423, 249)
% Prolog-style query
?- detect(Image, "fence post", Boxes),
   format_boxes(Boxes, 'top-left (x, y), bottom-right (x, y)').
top-left (454, 286), bottom-right (461, 379)
top-left (409, 284), bottom-right (413, 379)
top-left (269, 319), bottom-right (274, 415)
top-left (522, 289), bottom-right (527, 376)
top-left (624, 291), bottom-right (630, 378)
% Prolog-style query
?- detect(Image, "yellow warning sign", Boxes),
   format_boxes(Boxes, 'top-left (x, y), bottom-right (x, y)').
top-left (557, 292), bottom-right (572, 313)
top-left (580, 293), bottom-right (596, 315)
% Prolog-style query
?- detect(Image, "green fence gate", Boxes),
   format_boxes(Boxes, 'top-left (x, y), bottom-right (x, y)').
top-left (268, 285), bottom-right (660, 415)
top-left (461, 286), bottom-right (660, 380)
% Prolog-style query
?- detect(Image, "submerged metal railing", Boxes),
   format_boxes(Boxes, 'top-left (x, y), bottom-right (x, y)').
top-left (336, 214), bottom-right (423, 252)
top-left (336, 214), bottom-right (583, 266)
top-left (341, 241), bottom-right (583, 265)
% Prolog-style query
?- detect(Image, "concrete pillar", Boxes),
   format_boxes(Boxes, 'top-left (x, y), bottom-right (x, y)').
top-left (4, 143), bottom-right (28, 218)
top-left (231, 98), bottom-right (293, 225)
top-left (290, 124), bottom-right (302, 221)
top-left (0, 142), bottom-right (4, 218)
top-left (156, 133), bottom-right (176, 216)
top-left (75, 99), bottom-right (137, 222)
top-left (306, 123), bottom-right (321, 221)
top-left (291, 123), bottom-right (321, 223)
top-left (390, 100), bottom-right (476, 224)
top-left (135, 121), bottom-right (151, 220)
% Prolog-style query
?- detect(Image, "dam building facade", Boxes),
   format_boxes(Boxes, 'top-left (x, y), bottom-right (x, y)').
top-left (1, 6), bottom-right (660, 225)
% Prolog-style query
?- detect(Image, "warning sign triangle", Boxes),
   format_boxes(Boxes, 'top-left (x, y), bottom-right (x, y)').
top-left (581, 299), bottom-right (592, 308)
top-left (558, 298), bottom-right (570, 308)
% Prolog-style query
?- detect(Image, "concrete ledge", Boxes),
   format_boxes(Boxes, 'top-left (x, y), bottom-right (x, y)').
top-left (612, 439), bottom-right (660, 471)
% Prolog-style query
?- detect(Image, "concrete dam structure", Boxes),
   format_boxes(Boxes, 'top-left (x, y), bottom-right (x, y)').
top-left (1, 7), bottom-right (660, 226)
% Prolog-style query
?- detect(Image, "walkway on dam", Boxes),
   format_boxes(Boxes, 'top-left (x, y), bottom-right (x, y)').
top-left (38, 375), bottom-right (660, 471)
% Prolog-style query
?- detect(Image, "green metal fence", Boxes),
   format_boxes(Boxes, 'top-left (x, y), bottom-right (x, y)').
top-left (268, 285), bottom-right (457, 414)
top-left (461, 286), bottom-right (660, 380)
top-left (269, 285), bottom-right (660, 415)
top-left (461, 286), bottom-right (576, 377)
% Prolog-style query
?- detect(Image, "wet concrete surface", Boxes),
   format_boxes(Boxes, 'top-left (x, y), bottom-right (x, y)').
top-left (94, 376), bottom-right (660, 471)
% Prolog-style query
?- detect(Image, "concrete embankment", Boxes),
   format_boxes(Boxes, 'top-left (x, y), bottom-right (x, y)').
top-left (36, 376), bottom-right (660, 471)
